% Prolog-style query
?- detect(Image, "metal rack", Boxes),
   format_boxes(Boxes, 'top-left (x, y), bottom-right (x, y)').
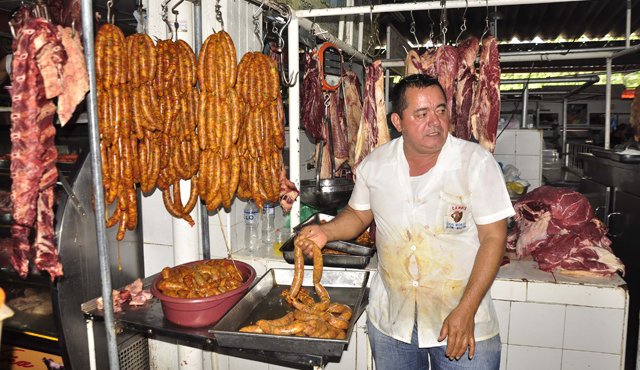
top-left (80, 0), bottom-right (640, 368)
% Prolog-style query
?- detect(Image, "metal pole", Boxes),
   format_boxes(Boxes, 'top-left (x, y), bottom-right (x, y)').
top-left (385, 25), bottom-right (390, 108)
top-left (502, 75), bottom-right (600, 84)
top-left (296, 0), bottom-right (588, 19)
top-left (605, 57), bottom-right (612, 150)
top-left (521, 84), bottom-right (529, 128)
top-left (562, 98), bottom-right (568, 167)
top-left (626, 0), bottom-right (631, 49)
top-left (288, 14), bottom-right (301, 229)
top-left (80, 0), bottom-right (120, 368)
top-left (193, 0), bottom-right (210, 260)
top-left (611, 43), bottom-right (640, 59)
top-left (299, 18), bottom-right (371, 63)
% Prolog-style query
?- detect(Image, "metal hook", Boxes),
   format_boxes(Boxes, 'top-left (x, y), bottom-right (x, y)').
top-left (427, 9), bottom-right (435, 49)
top-left (409, 10), bottom-right (420, 47)
top-left (215, 0), bottom-right (224, 31)
top-left (172, 0), bottom-right (184, 41)
top-left (439, 0), bottom-right (448, 45)
top-left (161, 0), bottom-right (173, 41)
top-left (71, 19), bottom-right (76, 38)
top-left (480, 0), bottom-right (490, 42)
top-left (106, 0), bottom-right (114, 24)
top-left (252, 0), bottom-right (265, 51)
top-left (8, 21), bottom-right (16, 39)
top-left (455, 0), bottom-right (468, 44)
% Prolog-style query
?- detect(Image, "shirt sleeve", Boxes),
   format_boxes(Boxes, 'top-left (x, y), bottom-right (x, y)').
top-left (469, 152), bottom-right (515, 225)
top-left (347, 161), bottom-right (371, 211)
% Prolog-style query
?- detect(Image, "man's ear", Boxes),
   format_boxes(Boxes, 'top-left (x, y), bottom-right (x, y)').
top-left (391, 112), bottom-right (402, 132)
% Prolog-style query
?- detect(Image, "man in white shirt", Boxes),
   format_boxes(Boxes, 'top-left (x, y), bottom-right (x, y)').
top-left (296, 74), bottom-right (514, 369)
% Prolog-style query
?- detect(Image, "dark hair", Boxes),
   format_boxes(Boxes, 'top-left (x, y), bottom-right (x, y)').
top-left (391, 74), bottom-right (445, 117)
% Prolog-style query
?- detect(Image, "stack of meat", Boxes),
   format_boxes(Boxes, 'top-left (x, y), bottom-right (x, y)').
top-left (301, 49), bottom-right (386, 174)
top-left (405, 36), bottom-right (500, 152)
top-left (507, 186), bottom-right (625, 276)
top-left (8, 3), bottom-right (88, 280)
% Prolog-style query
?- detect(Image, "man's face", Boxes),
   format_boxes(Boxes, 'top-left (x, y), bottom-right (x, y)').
top-left (391, 85), bottom-right (450, 155)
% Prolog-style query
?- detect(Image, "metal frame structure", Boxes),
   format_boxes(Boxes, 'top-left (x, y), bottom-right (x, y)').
top-left (78, 0), bottom-right (639, 368)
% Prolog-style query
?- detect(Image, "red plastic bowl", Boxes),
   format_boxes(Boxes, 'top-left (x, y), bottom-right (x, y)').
top-left (150, 259), bottom-right (256, 327)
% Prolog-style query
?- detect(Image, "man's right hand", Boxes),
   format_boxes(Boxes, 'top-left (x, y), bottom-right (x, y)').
top-left (294, 225), bottom-right (328, 258)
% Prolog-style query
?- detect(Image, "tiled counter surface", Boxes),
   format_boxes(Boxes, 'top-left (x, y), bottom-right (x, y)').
top-left (493, 255), bottom-right (628, 370)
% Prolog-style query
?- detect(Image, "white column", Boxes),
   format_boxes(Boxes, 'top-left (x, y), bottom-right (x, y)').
top-left (288, 14), bottom-right (301, 229)
top-left (605, 58), bottom-right (612, 150)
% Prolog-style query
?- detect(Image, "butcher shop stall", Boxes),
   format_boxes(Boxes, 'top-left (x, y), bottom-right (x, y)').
top-left (0, 0), bottom-right (639, 369)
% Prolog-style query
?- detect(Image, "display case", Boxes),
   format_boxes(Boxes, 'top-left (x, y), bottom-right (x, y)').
top-left (0, 122), bottom-right (146, 369)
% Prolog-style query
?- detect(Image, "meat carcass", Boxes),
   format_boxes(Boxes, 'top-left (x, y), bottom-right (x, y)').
top-left (9, 17), bottom-right (66, 280)
top-left (508, 186), bottom-right (624, 276)
top-left (301, 51), bottom-right (324, 141)
top-left (419, 48), bottom-right (437, 76)
top-left (404, 50), bottom-right (422, 76)
top-left (329, 89), bottom-right (348, 170)
top-left (435, 45), bottom-right (459, 121)
top-left (49, 0), bottom-right (82, 34)
top-left (470, 36), bottom-right (500, 152)
top-left (454, 37), bottom-right (479, 140)
top-left (354, 60), bottom-right (390, 168)
top-left (57, 26), bottom-right (89, 126)
top-left (342, 71), bottom-right (362, 168)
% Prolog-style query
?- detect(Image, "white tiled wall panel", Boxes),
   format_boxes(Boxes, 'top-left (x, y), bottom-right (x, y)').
top-left (493, 300), bottom-right (511, 342)
top-left (561, 350), bottom-right (622, 370)
top-left (493, 154), bottom-right (517, 168)
top-left (491, 280), bottom-right (527, 301)
top-left (495, 130), bottom-right (516, 155)
top-left (141, 189), bottom-right (173, 246)
top-left (509, 302), bottom-right (565, 348)
top-left (500, 344), bottom-right (507, 370)
top-left (528, 282), bottom-right (627, 309)
top-left (514, 155), bottom-right (541, 180)
top-left (515, 130), bottom-right (543, 155)
top-left (506, 345), bottom-right (562, 370)
top-left (143, 243), bottom-right (174, 277)
top-left (563, 306), bottom-right (625, 354)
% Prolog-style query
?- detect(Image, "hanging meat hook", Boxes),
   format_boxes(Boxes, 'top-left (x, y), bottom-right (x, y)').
top-left (274, 4), bottom-right (298, 87)
top-left (409, 10), bottom-right (420, 48)
top-left (171, 0), bottom-right (185, 41)
top-left (215, 0), bottom-right (224, 31)
top-left (161, 0), bottom-right (173, 41)
top-left (439, 0), bottom-right (448, 45)
top-left (426, 8), bottom-right (435, 49)
top-left (455, 0), bottom-right (468, 44)
top-left (252, 0), bottom-right (266, 51)
top-left (480, 0), bottom-right (490, 42)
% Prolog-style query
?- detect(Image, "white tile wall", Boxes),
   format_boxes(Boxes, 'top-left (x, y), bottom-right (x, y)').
top-left (493, 154), bottom-right (517, 168)
top-left (528, 282), bottom-right (627, 309)
top-left (509, 302), bottom-right (565, 348)
top-left (491, 280), bottom-right (527, 302)
top-left (143, 243), bottom-right (174, 277)
top-left (493, 300), bottom-right (511, 342)
top-left (141, 189), bottom-right (173, 246)
top-left (561, 350), bottom-right (622, 370)
top-left (563, 306), bottom-right (625, 354)
top-left (500, 344), bottom-right (507, 370)
top-left (515, 130), bottom-right (543, 155)
top-left (506, 345), bottom-right (562, 370)
top-left (514, 155), bottom-right (541, 180)
top-left (495, 131), bottom-right (516, 155)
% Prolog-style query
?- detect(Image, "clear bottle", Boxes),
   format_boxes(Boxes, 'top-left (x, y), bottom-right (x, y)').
top-left (261, 202), bottom-right (276, 247)
top-left (243, 200), bottom-right (260, 253)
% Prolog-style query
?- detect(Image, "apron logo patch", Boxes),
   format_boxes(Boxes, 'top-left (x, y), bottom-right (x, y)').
top-left (446, 205), bottom-right (467, 230)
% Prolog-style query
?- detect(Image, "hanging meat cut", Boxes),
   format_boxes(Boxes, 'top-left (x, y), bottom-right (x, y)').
top-left (354, 60), bottom-right (390, 168)
top-left (470, 36), bottom-right (500, 152)
top-left (56, 25), bottom-right (89, 126)
top-left (329, 89), bottom-right (349, 169)
top-left (9, 16), bottom-right (69, 280)
top-left (507, 186), bottom-right (624, 276)
top-left (454, 37), bottom-right (479, 141)
top-left (301, 51), bottom-right (324, 141)
top-left (342, 71), bottom-right (362, 168)
top-left (435, 45), bottom-right (459, 121)
top-left (404, 50), bottom-right (421, 76)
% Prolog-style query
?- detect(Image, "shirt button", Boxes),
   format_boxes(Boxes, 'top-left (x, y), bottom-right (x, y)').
top-left (411, 245), bottom-right (416, 251)
top-left (413, 281), bottom-right (419, 287)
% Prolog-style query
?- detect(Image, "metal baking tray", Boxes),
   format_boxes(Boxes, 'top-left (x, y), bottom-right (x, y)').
top-left (212, 268), bottom-right (369, 357)
top-left (280, 213), bottom-right (375, 268)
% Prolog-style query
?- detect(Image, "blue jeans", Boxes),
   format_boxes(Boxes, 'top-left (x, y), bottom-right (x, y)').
top-left (367, 319), bottom-right (501, 370)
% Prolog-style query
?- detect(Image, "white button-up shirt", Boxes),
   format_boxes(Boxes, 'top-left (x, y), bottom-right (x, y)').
top-left (349, 134), bottom-right (515, 347)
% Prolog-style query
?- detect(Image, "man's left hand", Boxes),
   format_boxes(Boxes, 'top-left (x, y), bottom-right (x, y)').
top-left (437, 305), bottom-right (476, 361)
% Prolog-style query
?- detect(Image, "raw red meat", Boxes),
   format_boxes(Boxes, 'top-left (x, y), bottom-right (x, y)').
top-left (301, 51), bottom-right (324, 141)
top-left (342, 71), bottom-right (362, 168)
top-left (0, 190), bottom-right (11, 214)
top-left (470, 36), bottom-right (500, 152)
top-left (435, 45), bottom-right (459, 121)
top-left (354, 60), bottom-right (390, 168)
top-left (404, 50), bottom-right (421, 75)
top-left (508, 186), bottom-right (624, 275)
top-left (9, 17), bottom-right (66, 280)
top-left (454, 37), bottom-right (479, 140)
top-left (329, 89), bottom-right (348, 168)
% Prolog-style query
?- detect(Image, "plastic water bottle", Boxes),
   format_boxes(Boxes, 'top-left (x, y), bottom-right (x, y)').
top-left (244, 200), bottom-right (260, 253)
top-left (261, 203), bottom-right (276, 247)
